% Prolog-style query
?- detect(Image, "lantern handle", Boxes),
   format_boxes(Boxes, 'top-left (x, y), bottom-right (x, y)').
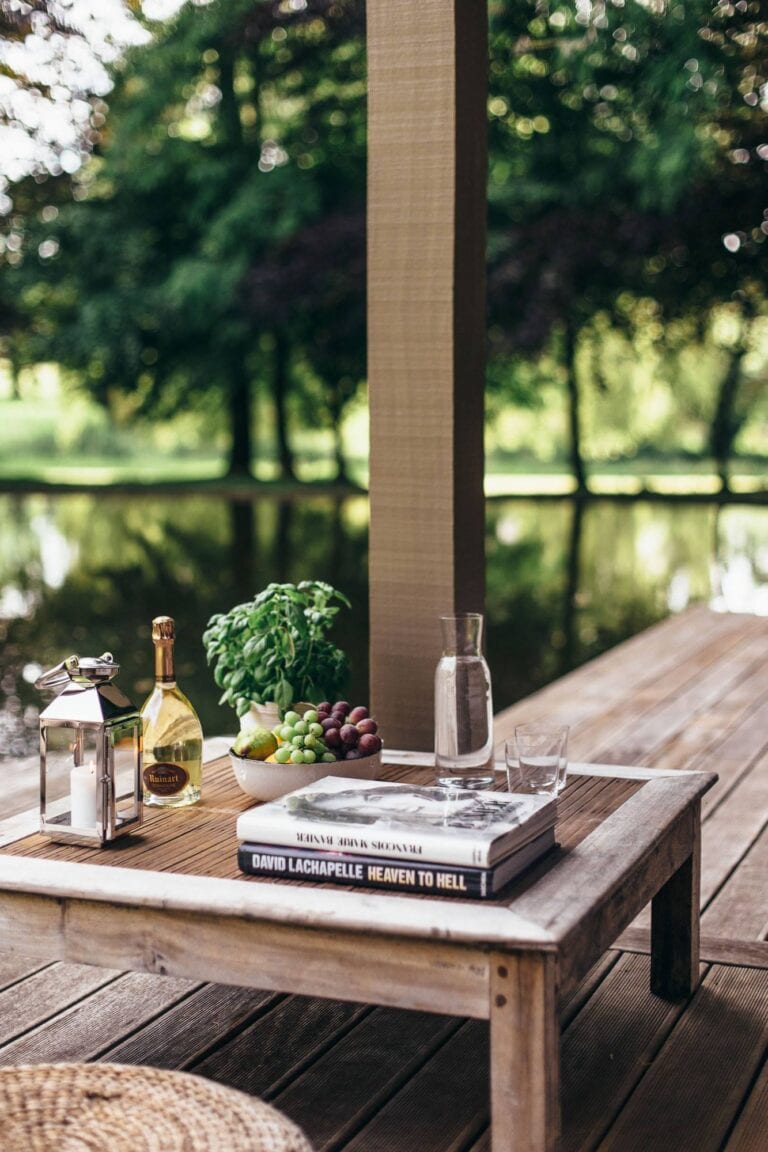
top-left (35, 653), bottom-right (116, 691)
top-left (34, 655), bottom-right (80, 691)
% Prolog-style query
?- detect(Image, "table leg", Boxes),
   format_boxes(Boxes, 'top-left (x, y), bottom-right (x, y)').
top-left (489, 950), bottom-right (559, 1152)
top-left (650, 800), bottom-right (701, 1000)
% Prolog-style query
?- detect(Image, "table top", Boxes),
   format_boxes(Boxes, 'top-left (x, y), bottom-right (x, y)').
top-left (0, 755), bottom-right (715, 952)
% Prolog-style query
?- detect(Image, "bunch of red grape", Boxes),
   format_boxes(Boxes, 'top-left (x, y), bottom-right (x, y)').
top-left (314, 700), bottom-right (382, 761)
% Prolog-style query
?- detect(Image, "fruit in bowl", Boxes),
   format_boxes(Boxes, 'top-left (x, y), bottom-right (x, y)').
top-left (231, 725), bottom-right (278, 761)
top-left (313, 701), bottom-right (383, 761)
top-left (229, 702), bottom-right (383, 801)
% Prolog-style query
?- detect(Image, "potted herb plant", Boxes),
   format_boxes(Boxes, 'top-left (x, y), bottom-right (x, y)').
top-left (202, 581), bottom-right (351, 728)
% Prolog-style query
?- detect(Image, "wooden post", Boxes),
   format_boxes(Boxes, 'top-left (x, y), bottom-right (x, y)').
top-left (367, 0), bottom-right (488, 750)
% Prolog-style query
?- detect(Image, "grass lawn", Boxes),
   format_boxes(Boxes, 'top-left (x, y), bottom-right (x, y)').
top-left (2, 394), bottom-right (766, 496)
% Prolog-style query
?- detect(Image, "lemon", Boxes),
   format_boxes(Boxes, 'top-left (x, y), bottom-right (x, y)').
top-left (233, 725), bottom-right (279, 761)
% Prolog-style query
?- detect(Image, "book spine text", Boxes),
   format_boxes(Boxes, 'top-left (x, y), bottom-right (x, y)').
top-left (237, 844), bottom-right (491, 897)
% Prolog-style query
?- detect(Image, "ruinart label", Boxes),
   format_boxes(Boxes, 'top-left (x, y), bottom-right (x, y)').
top-left (144, 762), bottom-right (188, 796)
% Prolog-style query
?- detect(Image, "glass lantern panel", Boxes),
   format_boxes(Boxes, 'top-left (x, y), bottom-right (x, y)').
top-left (109, 719), bottom-right (141, 826)
top-left (43, 725), bottom-right (101, 830)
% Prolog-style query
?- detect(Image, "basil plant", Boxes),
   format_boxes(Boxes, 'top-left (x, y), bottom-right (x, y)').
top-left (203, 581), bottom-right (351, 718)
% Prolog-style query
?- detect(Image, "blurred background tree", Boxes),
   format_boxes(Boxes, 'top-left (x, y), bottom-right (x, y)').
top-left (4, 0), bottom-right (365, 479)
top-left (0, 0), bottom-right (765, 488)
top-left (486, 0), bottom-right (767, 492)
top-left (0, 0), bottom-right (117, 395)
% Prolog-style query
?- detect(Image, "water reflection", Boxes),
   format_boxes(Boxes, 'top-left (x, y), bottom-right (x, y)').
top-left (485, 499), bottom-right (768, 709)
top-left (0, 492), bottom-right (766, 761)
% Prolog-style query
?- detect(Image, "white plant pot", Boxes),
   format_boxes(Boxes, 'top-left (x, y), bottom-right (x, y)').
top-left (239, 701), bottom-right (314, 733)
top-left (239, 702), bottom-right (281, 733)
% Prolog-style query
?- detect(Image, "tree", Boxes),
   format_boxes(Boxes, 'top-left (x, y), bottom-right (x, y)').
top-left (13, 0), bottom-right (366, 478)
top-left (246, 210), bottom-right (365, 482)
top-left (0, 0), bottom-right (119, 369)
top-left (486, 0), bottom-right (767, 487)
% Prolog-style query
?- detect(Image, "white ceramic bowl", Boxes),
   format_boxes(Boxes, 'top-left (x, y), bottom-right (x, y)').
top-left (229, 749), bottom-right (382, 802)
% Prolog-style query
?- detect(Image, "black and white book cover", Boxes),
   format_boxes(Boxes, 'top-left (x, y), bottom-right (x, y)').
top-left (236, 775), bottom-right (557, 867)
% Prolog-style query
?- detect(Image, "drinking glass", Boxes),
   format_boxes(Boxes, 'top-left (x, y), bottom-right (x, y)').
top-left (506, 722), bottom-right (569, 795)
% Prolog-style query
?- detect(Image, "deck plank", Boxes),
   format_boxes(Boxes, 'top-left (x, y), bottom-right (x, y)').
top-left (0, 954), bottom-right (50, 992)
top-left (270, 1009), bottom-right (469, 1152)
top-left (702, 822), bottom-right (768, 940)
top-left (560, 952), bottom-right (700, 1152)
top-left (658, 654), bottom-right (768, 774)
top-left (0, 971), bottom-right (197, 1065)
top-left (595, 964), bottom-right (768, 1152)
top-left (333, 1018), bottom-right (489, 1152)
top-left (587, 623), bottom-right (766, 770)
top-left (192, 996), bottom-right (373, 1100)
top-left (723, 1058), bottom-right (768, 1152)
top-left (99, 983), bottom-right (281, 1069)
top-left (0, 962), bottom-right (121, 1048)
top-left (699, 753), bottom-right (768, 908)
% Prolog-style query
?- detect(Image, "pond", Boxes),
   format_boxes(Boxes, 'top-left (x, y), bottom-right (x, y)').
top-left (1, 491), bottom-right (767, 763)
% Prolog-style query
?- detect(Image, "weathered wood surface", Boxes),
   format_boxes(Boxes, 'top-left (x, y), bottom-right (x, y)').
top-left (1, 606), bottom-right (767, 1151)
top-left (490, 950), bottom-right (560, 1152)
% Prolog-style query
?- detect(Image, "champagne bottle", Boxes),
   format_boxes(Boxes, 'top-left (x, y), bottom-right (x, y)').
top-left (141, 616), bottom-right (203, 808)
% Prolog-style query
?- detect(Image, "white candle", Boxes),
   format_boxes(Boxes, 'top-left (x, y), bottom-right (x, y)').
top-left (70, 762), bottom-right (98, 827)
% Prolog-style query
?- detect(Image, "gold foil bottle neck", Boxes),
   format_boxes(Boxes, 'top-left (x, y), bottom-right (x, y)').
top-left (151, 616), bottom-right (176, 682)
top-left (152, 616), bottom-right (175, 644)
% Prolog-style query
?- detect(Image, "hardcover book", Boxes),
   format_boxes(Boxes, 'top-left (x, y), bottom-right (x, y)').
top-left (237, 827), bottom-right (557, 899)
top-left (235, 775), bottom-right (557, 868)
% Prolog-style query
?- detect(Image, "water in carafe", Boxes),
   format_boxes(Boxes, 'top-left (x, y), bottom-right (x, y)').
top-left (434, 613), bottom-right (494, 789)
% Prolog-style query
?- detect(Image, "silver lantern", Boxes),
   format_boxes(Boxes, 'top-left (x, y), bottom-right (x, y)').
top-left (35, 653), bottom-right (143, 846)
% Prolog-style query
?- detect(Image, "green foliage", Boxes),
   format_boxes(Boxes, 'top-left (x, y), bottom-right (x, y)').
top-left (6, 0), bottom-right (366, 478)
top-left (202, 579), bottom-right (350, 716)
top-left (486, 0), bottom-right (767, 484)
top-left (1, 0), bottom-right (766, 485)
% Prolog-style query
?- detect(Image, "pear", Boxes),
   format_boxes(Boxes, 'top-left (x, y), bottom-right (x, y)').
top-left (233, 725), bottom-right (278, 761)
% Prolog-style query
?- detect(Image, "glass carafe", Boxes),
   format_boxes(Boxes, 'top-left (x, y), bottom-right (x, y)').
top-left (434, 613), bottom-right (494, 788)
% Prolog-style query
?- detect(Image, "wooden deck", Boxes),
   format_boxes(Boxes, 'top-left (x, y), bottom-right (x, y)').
top-left (1, 604), bottom-right (766, 1151)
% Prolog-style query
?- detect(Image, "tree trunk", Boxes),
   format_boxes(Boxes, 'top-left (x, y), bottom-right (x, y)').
top-left (561, 498), bottom-right (585, 675)
top-left (329, 386), bottom-right (349, 484)
top-left (273, 330), bottom-right (296, 481)
top-left (8, 347), bottom-right (21, 401)
top-left (710, 336), bottom-right (749, 494)
top-left (216, 44), bottom-right (243, 150)
top-left (226, 360), bottom-right (253, 477)
top-left (218, 38), bottom-right (257, 480)
top-left (564, 320), bottom-right (588, 495)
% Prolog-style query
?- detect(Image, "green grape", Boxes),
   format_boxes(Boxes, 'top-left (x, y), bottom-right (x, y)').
top-left (308, 722), bottom-right (324, 737)
top-left (291, 734), bottom-right (305, 747)
top-left (284, 711), bottom-right (300, 725)
top-left (275, 746), bottom-right (292, 764)
top-left (289, 749), bottom-right (305, 764)
top-left (280, 725), bottom-right (294, 741)
top-left (302, 750), bottom-right (317, 764)
top-left (321, 752), bottom-right (337, 763)
top-left (294, 720), bottom-right (309, 735)
top-left (303, 710), bottom-right (319, 724)
top-left (304, 734), bottom-right (318, 749)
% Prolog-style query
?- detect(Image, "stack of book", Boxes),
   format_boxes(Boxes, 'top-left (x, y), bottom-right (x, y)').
top-left (236, 775), bottom-right (558, 899)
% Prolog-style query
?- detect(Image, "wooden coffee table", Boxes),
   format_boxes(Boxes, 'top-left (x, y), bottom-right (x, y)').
top-left (0, 756), bottom-right (715, 1152)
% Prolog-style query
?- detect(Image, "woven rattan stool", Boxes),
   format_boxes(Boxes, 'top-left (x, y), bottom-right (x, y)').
top-left (0, 1062), bottom-right (314, 1151)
